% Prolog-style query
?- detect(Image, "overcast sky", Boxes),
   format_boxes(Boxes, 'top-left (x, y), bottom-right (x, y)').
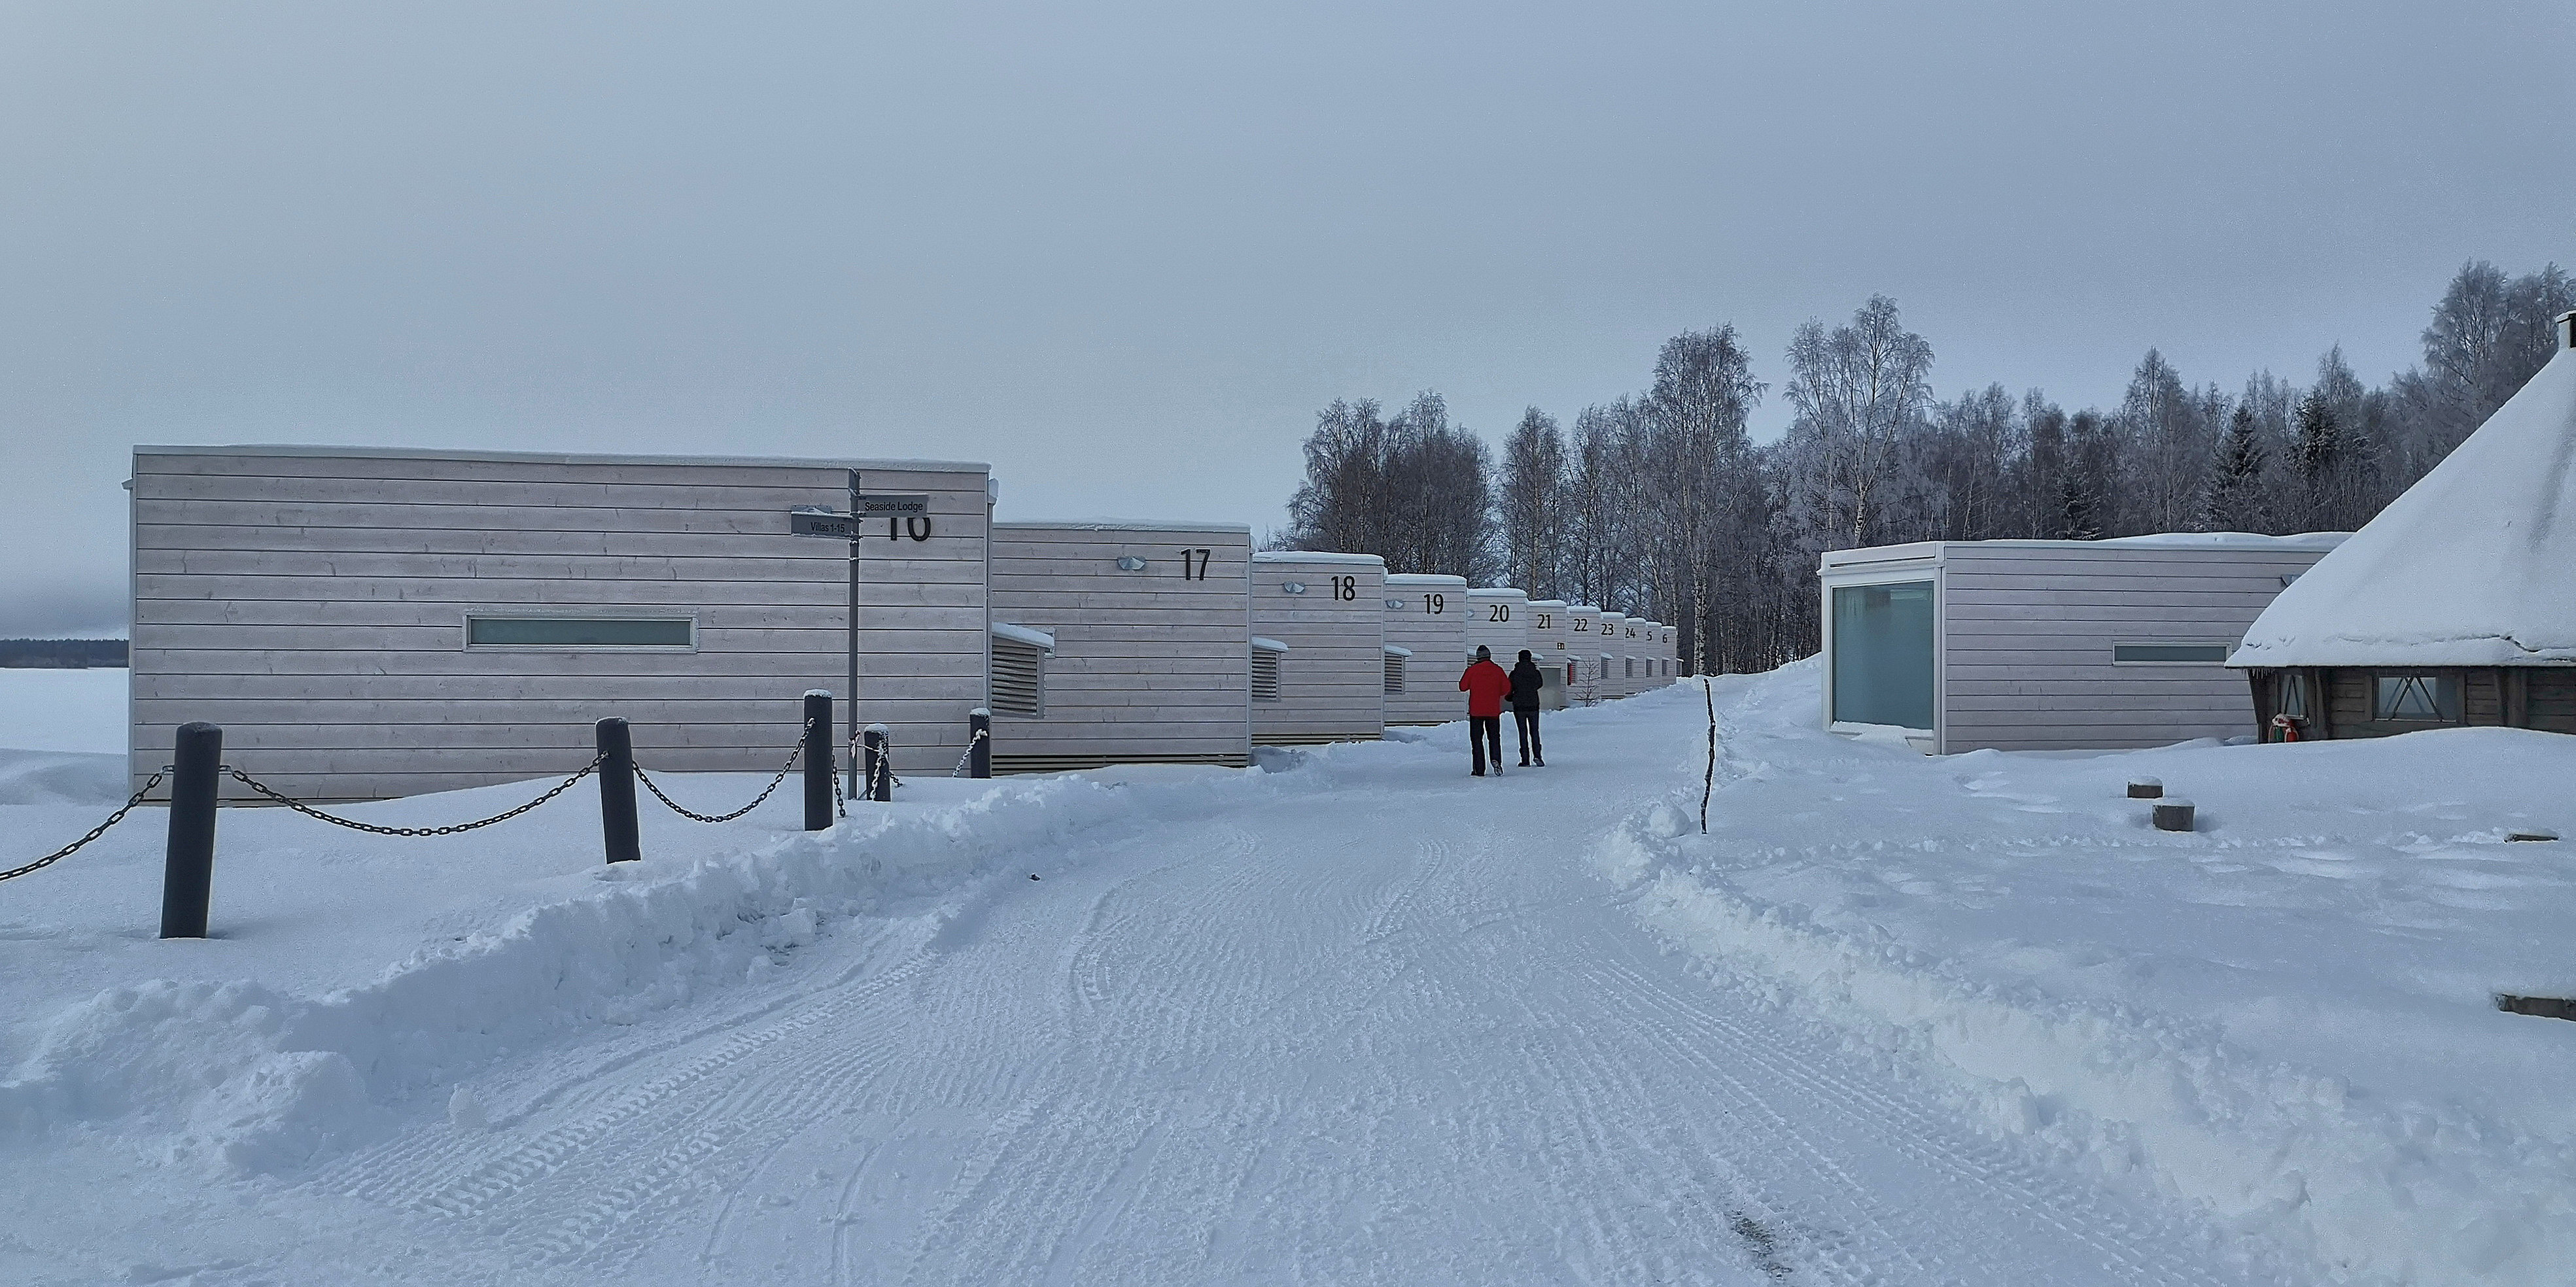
top-left (4, 1), bottom-right (2570, 634)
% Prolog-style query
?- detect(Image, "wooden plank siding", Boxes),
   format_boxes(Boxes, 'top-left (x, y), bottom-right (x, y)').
top-left (130, 447), bottom-right (994, 801)
top-left (1383, 575), bottom-right (1469, 725)
top-left (1524, 601), bottom-right (1576, 690)
top-left (1935, 541), bottom-right (2339, 753)
top-left (1250, 553), bottom-right (1387, 746)
top-left (988, 523), bottom-right (1253, 771)
top-left (1565, 606), bottom-right (1611, 703)
top-left (1464, 589), bottom-right (1529, 672)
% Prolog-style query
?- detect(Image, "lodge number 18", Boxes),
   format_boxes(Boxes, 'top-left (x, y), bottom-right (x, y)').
top-left (1331, 575), bottom-right (1357, 601)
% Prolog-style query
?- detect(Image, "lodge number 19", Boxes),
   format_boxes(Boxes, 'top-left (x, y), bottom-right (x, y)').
top-left (1423, 593), bottom-right (1445, 613)
top-left (1331, 575), bottom-right (1357, 601)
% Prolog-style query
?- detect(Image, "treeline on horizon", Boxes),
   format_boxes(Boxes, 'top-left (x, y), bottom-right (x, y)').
top-left (1275, 260), bottom-right (2575, 675)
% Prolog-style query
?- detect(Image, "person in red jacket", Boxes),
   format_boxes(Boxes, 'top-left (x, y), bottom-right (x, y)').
top-left (1458, 645), bottom-right (1514, 776)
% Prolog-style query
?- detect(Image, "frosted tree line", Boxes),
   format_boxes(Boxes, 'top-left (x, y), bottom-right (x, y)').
top-left (1277, 259), bottom-right (2575, 674)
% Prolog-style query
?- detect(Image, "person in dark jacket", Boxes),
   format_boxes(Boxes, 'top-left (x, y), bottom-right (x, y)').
top-left (1458, 645), bottom-right (1512, 776)
top-left (1508, 649), bottom-right (1545, 766)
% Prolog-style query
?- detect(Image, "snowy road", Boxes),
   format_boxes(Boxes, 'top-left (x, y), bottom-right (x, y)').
top-left (282, 740), bottom-right (2274, 1286)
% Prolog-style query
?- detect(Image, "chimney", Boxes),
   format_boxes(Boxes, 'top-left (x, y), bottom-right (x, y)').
top-left (2560, 310), bottom-right (2576, 352)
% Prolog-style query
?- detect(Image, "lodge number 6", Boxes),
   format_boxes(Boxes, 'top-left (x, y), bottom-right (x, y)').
top-left (1331, 575), bottom-right (1357, 601)
top-left (1177, 547), bottom-right (1212, 581)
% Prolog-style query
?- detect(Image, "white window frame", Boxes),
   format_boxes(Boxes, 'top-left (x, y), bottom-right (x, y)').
top-left (1820, 561), bottom-right (1942, 750)
top-left (461, 611), bottom-right (699, 653)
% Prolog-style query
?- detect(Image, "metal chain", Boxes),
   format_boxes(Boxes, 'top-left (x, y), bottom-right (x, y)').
top-left (226, 756), bottom-right (604, 836)
top-left (951, 726), bottom-right (990, 777)
top-left (633, 720), bottom-right (810, 824)
top-left (0, 770), bottom-right (167, 884)
top-left (830, 749), bottom-right (846, 818)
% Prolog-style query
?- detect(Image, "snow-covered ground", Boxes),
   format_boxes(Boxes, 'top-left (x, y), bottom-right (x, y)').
top-left (3, 664), bottom-right (2570, 1283)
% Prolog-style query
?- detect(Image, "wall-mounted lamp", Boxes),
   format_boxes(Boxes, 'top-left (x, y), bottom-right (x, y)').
top-left (1383, 598), bottom-right (1404, 611)
top-left (1116, 556), bottom-right (1147, 572)
top-left (1281, 581), bottom-right (1308, 594)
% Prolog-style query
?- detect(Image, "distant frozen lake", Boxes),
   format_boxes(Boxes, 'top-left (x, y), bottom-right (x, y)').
top-left (0, 667), bottom-right (127, 754)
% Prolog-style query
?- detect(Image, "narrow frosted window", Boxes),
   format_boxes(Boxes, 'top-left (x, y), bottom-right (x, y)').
top-left (2112, 643), bottom-right (2229, 664)
top-left (465, 616), bottom-right (692, 648)
top-left (1831, 581), bottom-right (1934, 729)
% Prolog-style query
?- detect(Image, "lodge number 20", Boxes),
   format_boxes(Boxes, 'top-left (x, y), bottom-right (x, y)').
top-left (1487, 604), bottom-right (1510, 622)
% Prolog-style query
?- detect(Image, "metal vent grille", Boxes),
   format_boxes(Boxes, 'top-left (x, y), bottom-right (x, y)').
top-left (1251, 649), bottom-right (1281, 702)
top-left (992, 636), bottom-right (1045, 717)
top-left (1384, 653), bottom-right (1406, 694)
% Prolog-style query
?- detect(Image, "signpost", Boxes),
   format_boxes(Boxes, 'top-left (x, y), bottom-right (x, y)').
top-left (790, 489), bottom-right (933, 799)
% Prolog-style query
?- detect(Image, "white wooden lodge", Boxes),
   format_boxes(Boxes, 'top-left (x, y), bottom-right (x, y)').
top-left (988, 520), bottom-right (1253, 772)
top-left (1249, 552), bottom-right (1388, 746)
top-left (129, 445), bottom-right (995, 802)
top-left (1465, 587), bottom-right (1529, 668)
top-left (1819, 534), bottom-right (2346, 754)
top-left (1597, 613), bottom-right (1631, 697)
top-left (1660, 622), bottom-right (1680, 685)
top-left (1382, 574), bottom-right (1469, 726)
top-left (1565, 606), bottom-right (1609, 701)
top-left (1524, 599), bottom-right (1576, 707)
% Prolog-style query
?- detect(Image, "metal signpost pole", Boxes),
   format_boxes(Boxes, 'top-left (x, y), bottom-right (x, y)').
top-left (846, 468), bottom-right (861, 802)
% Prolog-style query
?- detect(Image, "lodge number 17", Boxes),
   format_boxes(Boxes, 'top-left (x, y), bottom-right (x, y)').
top-left (1177, 548), bottom-right (1212, 580)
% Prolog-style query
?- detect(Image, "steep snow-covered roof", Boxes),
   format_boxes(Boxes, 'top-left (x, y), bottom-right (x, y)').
top-left (2231, 348), bottom-right (2576, 668)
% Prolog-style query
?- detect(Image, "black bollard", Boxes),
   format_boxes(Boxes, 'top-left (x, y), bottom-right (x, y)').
top-left (597, 717), bottom-right (641, 863)
top-left (158, 721), bottom-right (222, 939)
top-left (863, 724), bottom-right (891, 802)
top-left (803, 691), bottom-right (835, 830)
top-left (969, 708), bottom-right (991, 780)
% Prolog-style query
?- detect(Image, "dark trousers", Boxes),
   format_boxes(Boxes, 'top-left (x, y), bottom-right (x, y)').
top-left (1512, 709), bottom-right (1541, 764)
top-left (1469, 715), bottom-right (1503, 774)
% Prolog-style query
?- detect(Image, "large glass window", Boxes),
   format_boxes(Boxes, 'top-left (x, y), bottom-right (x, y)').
top-left (464, 616), bottom-right (693, 648)
top-left (1832, 581), bottom-right (1935, 729)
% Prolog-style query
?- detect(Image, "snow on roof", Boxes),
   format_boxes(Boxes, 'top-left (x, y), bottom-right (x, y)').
top-left (1251, 636), bottom-right (1289, 653)
top-left (1383, 644), bottom-right (1414, 657)
top-left (995, 517), bottom-right (1252, 533)
top-left (991, 623), bottom-right (1056, 653)
top-left (2098, 532), bottom-right (2349, 549)
top-left (1385, 573), bottom-right (1469, 587)
top-left (1468, 586), bottom-right (1529, 598)
top-left (2233, 349), bottom-right (2576, 668)
top-left (1251, 551), bottom-right (1387, 566)
top-left (1527, 598), bottom-right (1569, 608)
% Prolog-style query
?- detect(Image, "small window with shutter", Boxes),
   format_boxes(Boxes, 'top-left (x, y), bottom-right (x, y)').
top-left (990, 626), bottom-right (1050, 717)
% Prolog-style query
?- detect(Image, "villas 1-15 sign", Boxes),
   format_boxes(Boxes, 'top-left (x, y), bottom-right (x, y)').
top-left (790, 494), bottom-right (934, 541)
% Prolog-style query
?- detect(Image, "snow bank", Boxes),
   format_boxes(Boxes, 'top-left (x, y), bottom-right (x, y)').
top-left (0, 667), bottom-right (128, 755)
top-left (1599, 665), bottom-right (2576, 1285)
top-left (0, 718), bottom-right (1559, 1178)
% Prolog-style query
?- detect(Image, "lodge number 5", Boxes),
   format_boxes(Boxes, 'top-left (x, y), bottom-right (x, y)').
top-left (1178, 547), bottom-right (1212, 580)
top-left (1331, 575), bottom-right (1357, 601)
